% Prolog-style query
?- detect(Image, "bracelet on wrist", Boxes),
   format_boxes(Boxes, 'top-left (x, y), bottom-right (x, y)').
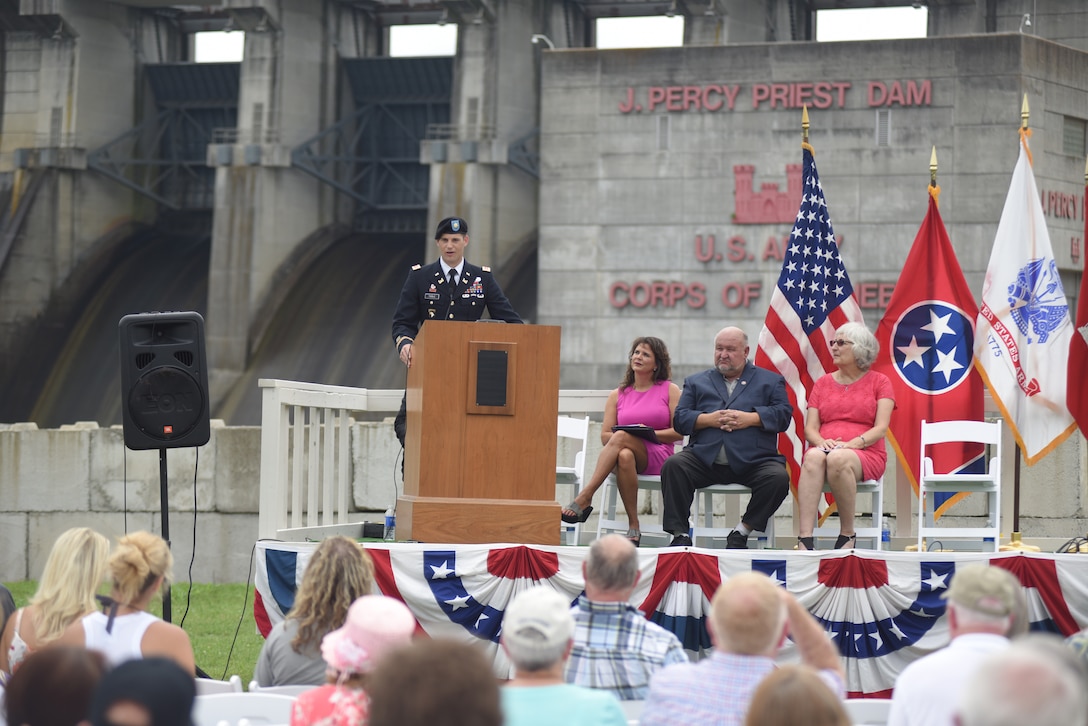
top-left (857, 435), bottom-right (866, 447)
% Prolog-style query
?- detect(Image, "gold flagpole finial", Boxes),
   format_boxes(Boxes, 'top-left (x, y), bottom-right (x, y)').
top-left (801, 105), bottom-right (810, 144)
top-left (1021, 94), bottom-right (1030, 130)
top-left (929, 146), bottom-right (938, 186)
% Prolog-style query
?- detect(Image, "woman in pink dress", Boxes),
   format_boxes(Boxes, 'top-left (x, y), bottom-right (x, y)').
top-left (289, 595), bottom-right (416, 726)
top-left (796, 322), bottom-right (895, 550)
top-left (560, 337), bottom-right (682, 546)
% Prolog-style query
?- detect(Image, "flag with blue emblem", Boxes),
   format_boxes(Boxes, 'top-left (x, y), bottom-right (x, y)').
top-left (974, 126), bottom-right (1076, 463)
top-left (756, 142), bottom-right (864, 492)
top-left (873, 188), bottom-right (985, 516)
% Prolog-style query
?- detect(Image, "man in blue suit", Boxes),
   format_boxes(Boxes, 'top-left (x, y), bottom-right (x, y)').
top-left (661, 327), bottom-right (792, 548)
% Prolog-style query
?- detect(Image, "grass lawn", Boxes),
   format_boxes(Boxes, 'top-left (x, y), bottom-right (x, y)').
top-left (3, 581), bottom-right (266, 686)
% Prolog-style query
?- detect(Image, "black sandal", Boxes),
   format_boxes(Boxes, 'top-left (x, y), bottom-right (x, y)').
top-left (834, 533), bottom-right (857, 549)
top-left (561, 502), bottom-right (593, 524)
top-left (626, 528), bottom-right (642, 548)
top-left (797, 536), bottom-right (815, 551)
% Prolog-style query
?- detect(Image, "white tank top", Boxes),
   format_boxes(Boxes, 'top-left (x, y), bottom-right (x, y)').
top-left (81, 611), bottom-right (160, 668)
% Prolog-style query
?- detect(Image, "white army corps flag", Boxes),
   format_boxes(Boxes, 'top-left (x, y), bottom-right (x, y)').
top-left (974, 131), bottom-right (1076, 463)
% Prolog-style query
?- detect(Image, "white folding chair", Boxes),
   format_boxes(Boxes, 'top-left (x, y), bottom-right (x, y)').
top-left (692, 483), bottom-right (776, 548)
top-left (843, 698), bottom-right (893, 725)
top-left (248, 681), bottom-right (316, 696)
top-left (597, 473), bottom-right (669, 544)
top-left (812, 476), bottom-right (885, 550)
top-left (556, 415), bottom-right (591, 545)
top-left (918, 419), bottom-right (1002, 552)
top-left (597, 476), bottom-right (775, 548)
top-left (192, 693), bottom-right (296, 726)
top-left (195, 675), bottom-right (244, 695)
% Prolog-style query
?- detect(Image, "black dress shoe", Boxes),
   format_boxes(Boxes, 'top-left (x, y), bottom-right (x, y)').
top-left (726, 530), bottom-right (749, 549)
top-left (669, 534), bottom-right (693, 547)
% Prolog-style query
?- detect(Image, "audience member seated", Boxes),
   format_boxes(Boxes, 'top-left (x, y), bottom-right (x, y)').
top-left (254, 535), bottom-right (375, 687)
top-left (1015, 632), bottom-right (1088, 693)
top-left (743, 664), bottom-right (850, 726)
top-left (565, 535), bottom-right (686, 699)
top-left (0, 584), bottom-right (13, 687)
top-left (888, 564), bottom-right (1022, 726)
top-left (88, 658), bottom-right (196, 726)
top-left (561, 337), bottom-right (682, 546)
top-left (1, 527), bottom-right (111, 676)
top-left (0, 585), bottom-right (14, 642)
top-left (956, 637), bottom-right (1088, 726)
top-left (290, 595), bottom-right (416, 726)
top-left (660, 327), bottom-right (793, 549)
top-left (641, 571), bottom-right (843, 726)
top-left (368, 639), bottom-right (502, 726)
top-left (55, 530), bottom-right (194, 675)
top-left (4, 647), bottom-right (108, 726)
top-left (796, 322), bottom-right (894, 550)
top-left (500, 586), bottom-right (627, 726)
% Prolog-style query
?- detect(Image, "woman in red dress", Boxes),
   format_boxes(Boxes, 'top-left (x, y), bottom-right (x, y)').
top-left (796, 323), bottom-right (895, 550)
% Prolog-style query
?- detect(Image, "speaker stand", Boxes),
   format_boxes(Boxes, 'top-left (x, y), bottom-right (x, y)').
top-left (159, 447), bottom-right (172, 624)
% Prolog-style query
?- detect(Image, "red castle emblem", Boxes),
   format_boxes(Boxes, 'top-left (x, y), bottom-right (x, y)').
top-left (733, 163), bottom-right (803, 224)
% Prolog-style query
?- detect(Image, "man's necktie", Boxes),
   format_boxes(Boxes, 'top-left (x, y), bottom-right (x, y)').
top-left (449, 270), bottom-right (458, 288)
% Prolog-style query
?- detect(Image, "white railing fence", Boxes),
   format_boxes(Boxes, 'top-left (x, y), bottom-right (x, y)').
top-left (258, 378), bottom-right (610, 540)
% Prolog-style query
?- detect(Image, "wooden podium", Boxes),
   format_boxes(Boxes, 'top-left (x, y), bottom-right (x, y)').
top-left (399, 321), bottom-right (562, 544)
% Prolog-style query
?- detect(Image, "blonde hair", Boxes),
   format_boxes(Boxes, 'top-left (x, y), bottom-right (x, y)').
top-left (108, 531), bottom-right (173, 605)
top-left (744, 664), bottom-right (850, 726)
top-left (711, 572), bottom-right (786, 656)
top-left (289, 536), bottom-right (375, 652)
top-left (28, 528), bottom-right (111, 642)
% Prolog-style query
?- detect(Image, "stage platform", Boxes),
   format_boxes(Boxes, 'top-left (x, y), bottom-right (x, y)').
top-left (254, 541), bottom-right (1088, 697)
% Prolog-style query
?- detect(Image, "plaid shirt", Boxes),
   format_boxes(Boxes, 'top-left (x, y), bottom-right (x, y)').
top-left (563, 596), bottom-right (688, 700)
top-left (641, 651), bottom-right (845, 726)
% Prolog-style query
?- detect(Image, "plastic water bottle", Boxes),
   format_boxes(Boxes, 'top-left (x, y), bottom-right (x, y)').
top-left (881, 516), bottom-right (891, 545)
top-left (383, 508), bottom-right (396, 542)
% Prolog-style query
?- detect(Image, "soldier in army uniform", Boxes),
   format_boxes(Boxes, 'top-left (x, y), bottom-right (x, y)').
top-left (391, 216), bottom-right (522, 446)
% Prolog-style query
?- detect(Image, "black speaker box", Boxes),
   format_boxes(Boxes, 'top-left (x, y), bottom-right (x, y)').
top-left (119, 311), bottom-right (211, 450)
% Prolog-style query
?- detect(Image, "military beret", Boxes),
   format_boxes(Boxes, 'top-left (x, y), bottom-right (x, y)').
top-left (435, 216), bottom-right (468, 238)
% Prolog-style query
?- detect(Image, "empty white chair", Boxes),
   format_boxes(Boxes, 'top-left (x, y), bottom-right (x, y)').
top-left (556, 415), bottom-right (591, 545)
top-left (812, 476), bottom-right (885, 550)
top-left (918, 419), bottom-right (1002, 552)
top-left (248, 681), bottom-right (316, 696)
top-left (192, 693), bottom-right (296, 726)
top-left (195, 675), bottom-right (244, 696)
top-left (843, 697), bottom-right (893, 725)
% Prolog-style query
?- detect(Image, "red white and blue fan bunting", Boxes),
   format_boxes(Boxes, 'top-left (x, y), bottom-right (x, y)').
top-left (255, 542), bottom-right (1088, 697)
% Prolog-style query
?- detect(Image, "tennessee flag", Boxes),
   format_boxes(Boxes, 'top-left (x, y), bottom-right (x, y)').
top-left (974, 128), bottom-right (1076, 463)
top-left (1069, 159), bottom-right (1088, 439)
top-left (873, 189), bottom-right (985, 516)
top-left (756, 142), bottom-right (864, 491)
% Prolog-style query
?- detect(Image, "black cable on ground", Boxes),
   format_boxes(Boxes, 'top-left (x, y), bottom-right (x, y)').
top-left (221, 541), bottom-right (258, 681)
top-left (179, 447), bottom-right (199, 629)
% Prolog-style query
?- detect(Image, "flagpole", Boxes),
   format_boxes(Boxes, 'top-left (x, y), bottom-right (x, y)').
top-left (1003, 95), bottom-right (1038, 553)
top-left (929, 146), bottom-right (939, 204)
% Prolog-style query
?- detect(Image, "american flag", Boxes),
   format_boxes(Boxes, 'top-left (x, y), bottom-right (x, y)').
top-left (755, 144), bottom-right (865, 490)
